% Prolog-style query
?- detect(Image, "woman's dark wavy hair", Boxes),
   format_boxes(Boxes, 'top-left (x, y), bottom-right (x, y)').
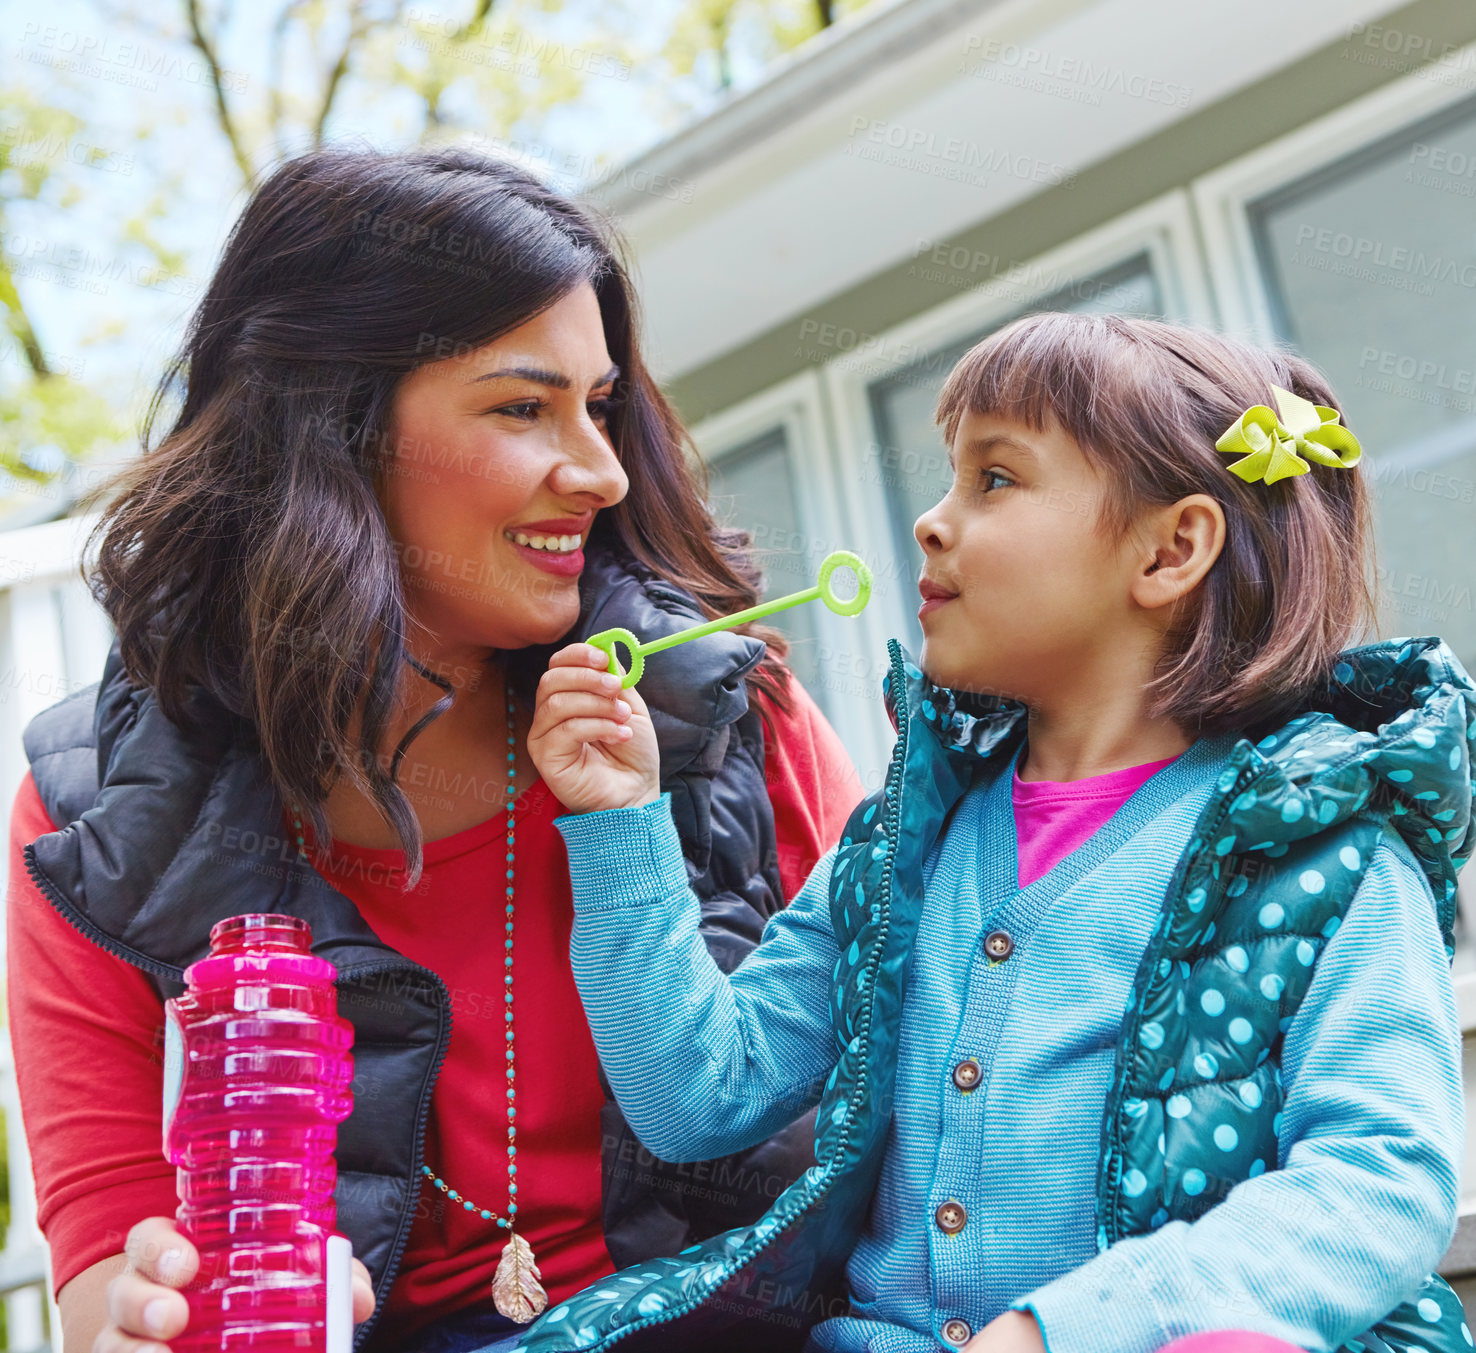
top-left (936, 311), bottom-right (1379, 741)
top-left (80, 143), bottom-right (792, 885)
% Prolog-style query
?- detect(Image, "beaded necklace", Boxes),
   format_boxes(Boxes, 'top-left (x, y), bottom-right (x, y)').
top-left (287, 674), bottom-right (548, 1323)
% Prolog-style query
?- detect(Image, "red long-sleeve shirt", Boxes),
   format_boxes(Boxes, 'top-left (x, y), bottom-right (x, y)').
top-left (5, 675), bottom-right (862, 1346)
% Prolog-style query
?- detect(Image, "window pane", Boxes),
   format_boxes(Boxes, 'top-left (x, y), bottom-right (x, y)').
top-left (706, 428), bottom-right (826, 707)
top-left (1248, 92), bottom-right (1476, 677)
top-left (867, 253), bottom-right (1164, 652)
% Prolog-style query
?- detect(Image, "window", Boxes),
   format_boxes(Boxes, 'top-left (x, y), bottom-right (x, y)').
top-left (705, 427), bottom-right (826, 706)
top-left (1247, 91), bottom-right (1476, 678)
top-left (865, 253), bottom-right (1165, 653)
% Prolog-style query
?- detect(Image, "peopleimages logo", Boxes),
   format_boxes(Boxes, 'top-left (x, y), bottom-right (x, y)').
top-left (3, 231), bottom-right (200, 297)
top-left (1358, 346), bottom-right (1476, 394)
top-left (958, 35), bottom-right (1192, 108)
top-left (0, 123), bottom-right (135, 175)
top-left (1281, 224), bottom-right (1476, 297)
top-left (1405, 142), bottom-right (1476, 199)
top-left (846, 117), bottom-right (1075, 188)
top-left (18, 22), bottom-right (249, 92)
top-left (1293, 223), bottom-right (1476, 284)
top-left (401, 6), bottom-right (631, 82)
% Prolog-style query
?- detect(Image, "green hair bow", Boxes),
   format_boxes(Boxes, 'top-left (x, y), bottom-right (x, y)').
top-left (1214, 384), bottom-right (1362, 485)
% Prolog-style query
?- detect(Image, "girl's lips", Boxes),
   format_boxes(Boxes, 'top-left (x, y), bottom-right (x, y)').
top-left (507, 537), bottom-right (584, 578)
top-left (918, 596), bottom-right (954, 619)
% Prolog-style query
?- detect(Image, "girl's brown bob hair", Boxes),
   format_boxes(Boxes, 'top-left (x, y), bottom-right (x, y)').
top-left (935, 311), bottom-right (1379, 740)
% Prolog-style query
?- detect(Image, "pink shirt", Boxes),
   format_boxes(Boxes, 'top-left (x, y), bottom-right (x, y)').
top-left (1012, 751), bottom-right (1182, 889)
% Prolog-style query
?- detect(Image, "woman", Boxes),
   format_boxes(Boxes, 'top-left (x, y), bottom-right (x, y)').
top-left (6, 145), bottom-right (863, 1353)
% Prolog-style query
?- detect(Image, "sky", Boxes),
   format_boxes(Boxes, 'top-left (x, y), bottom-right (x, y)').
top-left (1, 0), bottom-right (835, 520)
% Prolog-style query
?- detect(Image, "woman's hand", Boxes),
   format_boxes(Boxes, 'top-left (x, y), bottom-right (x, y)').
top-left (97, 1216), bottom-right (375, 1351)
top-left (963, 1309), bottom-right (1047, 1352)
top-left (529, 643), bottom-right (660, 814)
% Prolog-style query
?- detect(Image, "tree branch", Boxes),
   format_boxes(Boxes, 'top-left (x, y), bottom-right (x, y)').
top-left (311, 0), bottom-right (375, 145)
top-left (269, 0), bottom-right (309, 160)
top-left (0, 252), bottom-right (53, 378)
top-left (449, 0), bottom-right (494, 43)
top-left (183, 0), bottom-right (256, 188)
top-left (408, 0), bottom-right (495, 139)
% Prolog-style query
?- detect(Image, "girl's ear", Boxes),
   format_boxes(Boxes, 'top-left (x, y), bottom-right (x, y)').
top-left (1131, 495), bottom-right (1225, 609)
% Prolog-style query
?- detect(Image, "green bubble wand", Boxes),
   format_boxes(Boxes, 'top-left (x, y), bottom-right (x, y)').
top-left (586, 549), bottom-right (873, 689)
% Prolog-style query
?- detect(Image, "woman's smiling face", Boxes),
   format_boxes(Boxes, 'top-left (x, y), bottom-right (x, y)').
top-left (380, 283), bottom-right (628, 652)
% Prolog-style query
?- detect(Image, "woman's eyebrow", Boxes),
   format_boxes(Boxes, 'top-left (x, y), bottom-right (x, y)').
top-left (466, 363), bottom-right (621, 388)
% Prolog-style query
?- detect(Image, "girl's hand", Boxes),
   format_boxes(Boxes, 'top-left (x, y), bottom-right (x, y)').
top-left (102, 1216), bottom-right (375, 1350)
top-left (964, 1310), bottom-right (1047, 1353)
top-left (529, 643), bottom-right (660, 814)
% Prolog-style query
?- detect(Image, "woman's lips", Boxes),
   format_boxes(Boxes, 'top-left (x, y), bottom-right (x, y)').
top-left (507, 537), bottom-right (584, 578)
top-left (918, 595), bottom-right (953, 619)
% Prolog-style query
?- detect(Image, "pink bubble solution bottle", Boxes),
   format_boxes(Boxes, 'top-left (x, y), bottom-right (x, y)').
top-left (163, 913), bottom-right (356, 1352)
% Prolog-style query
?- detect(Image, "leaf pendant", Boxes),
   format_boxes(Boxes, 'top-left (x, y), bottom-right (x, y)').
top-left (491, 1231), bottom-right (548, 1324)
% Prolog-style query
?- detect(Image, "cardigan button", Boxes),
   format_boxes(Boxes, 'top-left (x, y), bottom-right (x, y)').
top-left (934, 1199), bottom-right (968, 1235)
top-left (983, 929), bottom-right (1014, 961)
top-left (951, 1058), bottom-right (982, 1091)
top-left (941, 1318), bottom-right (973, 1346)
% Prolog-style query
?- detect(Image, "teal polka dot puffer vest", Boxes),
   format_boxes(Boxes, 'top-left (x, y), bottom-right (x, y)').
top-left (519, 635), bottom-right (1476, 1353)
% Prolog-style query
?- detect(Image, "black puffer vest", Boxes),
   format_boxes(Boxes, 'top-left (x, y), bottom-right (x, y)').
top-left (18, 541), bottom-right (819, 1352)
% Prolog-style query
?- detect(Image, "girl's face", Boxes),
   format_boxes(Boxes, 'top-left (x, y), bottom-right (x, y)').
top-left (380, 284), bottom-right (628, 656)
top-left (912, 409), bottom-right (1159, 704)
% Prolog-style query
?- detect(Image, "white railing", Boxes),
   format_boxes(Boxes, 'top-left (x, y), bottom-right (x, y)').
top-left (1, 1041), bottom-right (55, 1353)
top-left (0, 510), bottom-right (113, 1353)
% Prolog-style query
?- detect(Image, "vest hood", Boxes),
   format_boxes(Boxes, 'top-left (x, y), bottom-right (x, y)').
top-left (882, 635), bottom-right (1476, 933)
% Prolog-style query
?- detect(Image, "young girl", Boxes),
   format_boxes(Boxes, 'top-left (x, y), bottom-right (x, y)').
top-left (520, 313), bottom-right (1474, 1353)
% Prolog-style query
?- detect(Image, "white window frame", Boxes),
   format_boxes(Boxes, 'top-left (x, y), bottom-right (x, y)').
top-left (690, 371), bottom-right (896, 788)
top-left (1190, 37), bottom-right (1476, 344)
top-left (820, 188), bottom-right (1219, 652)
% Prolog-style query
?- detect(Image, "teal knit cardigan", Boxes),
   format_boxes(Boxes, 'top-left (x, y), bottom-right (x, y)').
top-left (520, 635), bottom-right (1476, 1353)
